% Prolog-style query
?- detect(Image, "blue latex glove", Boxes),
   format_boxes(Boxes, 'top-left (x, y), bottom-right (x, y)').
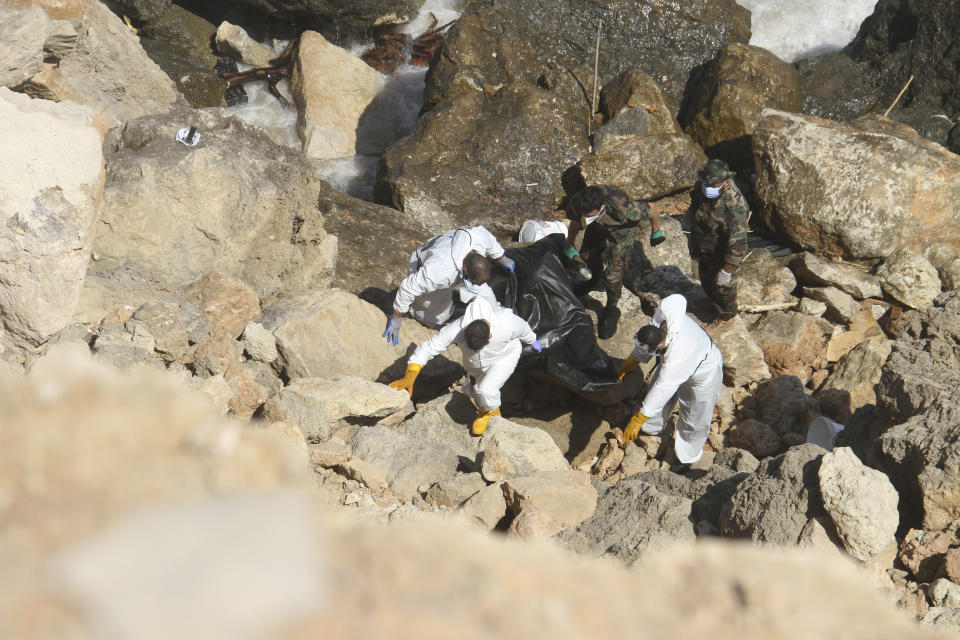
top-left (650, 229), bottom-right (666, 246)
top-left (563, 246), bottom-right (580, 260)
top-left (530, 339), bottom-right (543, 353)
top-left (382, 316), bottom-right (402, 345)
top-left (497, 255), bottom-right (516, 273)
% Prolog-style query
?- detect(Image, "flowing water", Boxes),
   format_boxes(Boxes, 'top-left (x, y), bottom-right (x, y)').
top-left (224, 0), bottom-right (879, 201)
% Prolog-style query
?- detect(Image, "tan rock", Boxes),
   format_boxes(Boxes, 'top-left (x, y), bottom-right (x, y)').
top-left (309, 438), bottom-right (351, 468)
top-left (724, 419), bottom-right (782, 459)
top-left (291, 30), bottom-right (383, 161)
top-left (215, 21), bottom-right (276, 67)
top-left (184, 273), bottom-right (261, 339)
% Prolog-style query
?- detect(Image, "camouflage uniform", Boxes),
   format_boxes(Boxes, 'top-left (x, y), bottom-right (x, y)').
top-left (689, 164), bottom-right (750, 316)
top-left (577, 185), bottom-right (650, 305)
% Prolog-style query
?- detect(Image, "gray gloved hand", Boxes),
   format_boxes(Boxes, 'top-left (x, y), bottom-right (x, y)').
top-left (382, 315), bottom-right (402, 345)
top-left (496, 255), bottom-right (516, 273)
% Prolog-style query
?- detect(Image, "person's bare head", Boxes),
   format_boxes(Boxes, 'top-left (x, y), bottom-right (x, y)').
top-left (636, 324), bottom-right (666, 353)
top-left (464, 319), bottom-right (491, 351)
top-left (463, 252), bottom-right (491, 285)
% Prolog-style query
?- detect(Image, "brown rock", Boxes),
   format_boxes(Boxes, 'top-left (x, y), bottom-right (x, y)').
top-left (184, 273), bottom-right (261, 339)
top-left (898, 590), bottom-right (930, 619)
top-left (724, 419), bottom-right (782, 459)
top-left (310, 438), bottom-right (351, 468)
top-left (751, 311), bottom-right (828, 383)
top-left (944, 548), bottom-right (960, 584)
top-left (899, 529), bottom-right (953, 582)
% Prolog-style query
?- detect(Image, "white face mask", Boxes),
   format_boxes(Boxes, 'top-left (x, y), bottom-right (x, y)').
top-left (583, 204), bottom-right (606, 226)
top-left (632, 335), bottom-right (660, 359)
top-left (462, 278), bottom-right (483, 295)
top-left (701, 183), bottom-right (722, 199)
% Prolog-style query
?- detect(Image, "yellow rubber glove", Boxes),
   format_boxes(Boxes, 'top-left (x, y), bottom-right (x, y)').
top-left (623, 411), bottom-right (650, 444)
top-left (471, 407), bottom-right (501, 436)
top-left (618, 354), bottom-right (639, 381)
top-left (388, 363), bottom-right (422, 396)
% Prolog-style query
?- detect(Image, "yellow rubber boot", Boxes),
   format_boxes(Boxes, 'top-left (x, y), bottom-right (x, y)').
top-left (471, 407), bottom-right (501, 436)
top-left (388, 363), bottom-right (421, 396)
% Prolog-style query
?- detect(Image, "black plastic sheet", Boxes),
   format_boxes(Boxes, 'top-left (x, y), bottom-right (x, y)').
top-left (487, 234), bottom-right (622, 400)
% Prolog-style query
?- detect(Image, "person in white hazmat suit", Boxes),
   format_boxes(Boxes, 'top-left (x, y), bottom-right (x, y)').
top-left (388, 297), bottom-right (542, 436)
top-left (382, 227), bottom-right (516, 345)
top-left (617, 294), bottom-right (723, 464)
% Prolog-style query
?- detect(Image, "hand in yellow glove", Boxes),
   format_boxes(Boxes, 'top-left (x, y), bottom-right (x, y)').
top-left (618, 354), bottom-right (639, 381)
top-left (388, 363), bottom-right (421, 396)
top-left (623, 411), bottom-right (650, 444)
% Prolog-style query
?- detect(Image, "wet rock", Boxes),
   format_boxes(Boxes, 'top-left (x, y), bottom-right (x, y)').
top-left (555, 478), bottom-right (695, 564)
top-left (0, 88), bottom-right (104, 351)
top-left (724, 419), bottom-right (782, 459)
top-left (796, 51), bottom-right (883, 122)
top-left (681, 43), bottom-right (801, 167)
top-left (20, 0), bottom-right (178, 127)
top-left (502, 471), bottom-right (598, 535)
top-left (423, 473), bottom-right (486, 509)
top-left (234, 0), bottom-right (419, 28)
top-left (817, 340), bottom-right (892, 421)
top-left (899, 529), bottom-right (953, 583)
top-left (575, 133), bottom-right (706, 202)
top-left (458, 481), bottom-right (507, 531)
top-left (753, 111), bottom-right (960, 263)
top-left (751, 311), bottom-right (828, 383)
top-left (789, 252), bottom-right (881, 300)
top-left (818, 447), bottom-right (898, 561)
top-left (241, 322), bottom-right (277, 364)
top-left (263, 378), bottom-right (411, 441)
top-left (97, 108), bottom-right (337, 303)
top-left (291, 30), bottom-right (383, 162)
top-left (737, 250), bottom-right (798, 309)
top-left (378, 85), bottom-right (588, 234)
top-left (719, 444), bottom-right (828, 545)
top-left (478, 418), bottom-right (570, 483)
top-left (802, 286), bottom-right (860, 324)
top-left (214, 21), bottom-right (275, 67)
top-left (705, 315), bottom-right (771, 387)
top-left (350, 426), bottom-right (460, 501)
top-left (0, 7), bottom-right (47, 87)
top-left (183, 273), bottom-right (260, 340)
top-left (876, 250), bottom-right (942, 310)
top-left (599, 69), bottom-right (681, 134)
top-left (426, 0), bottom-right (750, 114)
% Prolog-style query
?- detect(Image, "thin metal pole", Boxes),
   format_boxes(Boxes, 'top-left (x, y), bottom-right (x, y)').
top-left (588, 19), bottom-right (602, 139)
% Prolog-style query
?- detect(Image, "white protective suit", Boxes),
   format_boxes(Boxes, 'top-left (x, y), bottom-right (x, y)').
top-left (409, 297), bottom-right (536, 411)
top-left (393, 227), bottom-right (505, 327)
top-left (633, 294), bottom-right (723, 464)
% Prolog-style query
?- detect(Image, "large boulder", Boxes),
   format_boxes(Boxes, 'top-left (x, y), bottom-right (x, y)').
top-left (425, 0), bottom-right (750, 113)
top-left (0, 6), bottom-right (48, 88)
top-left (753, 111), bottom-right (960, 271)
top-left (818, 447), bottom-right (899, 561)
top-left (226, 0), bottom-right (420, 27)
top-left (719, 444), bottom-right (828, 545)
top-left (876, 249), bottom-right (942, 310)
top-left (396, 394), bottom-right (480, 469)
top-left (377, 85), bottom-right (589, 234)
top-left (350, 426), bottom-right (461, 500)
top-left (705, 315), bottom-right (771, 387)
top-left (736, 250), bottom-right (798, 310)
top-left (0, 88), bottom-right (104, 351)
top-left (681, 43), bottom-right (802, 167)
top-left (598, 69), bottom-right (681, 134)
top-left (290, 30), bottom-right (383, 162)
top-left (477, 418), bottom-right (570, 483)
top-left (817, 339), bottom-right (892, 422)
top-left (789, 252), bottom-right (881, 300)
top-left (555, 478), bottom-right (695, 564)
top-left (94, 108), bottom-right (337, 303)
top-left (18, 0), bottom-right (178, 127)
top-left (750, 311), bottom-right (828, 383)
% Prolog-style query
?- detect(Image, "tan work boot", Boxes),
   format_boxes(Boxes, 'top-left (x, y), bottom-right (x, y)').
top-left (471, 407), bottom-right (501, 436)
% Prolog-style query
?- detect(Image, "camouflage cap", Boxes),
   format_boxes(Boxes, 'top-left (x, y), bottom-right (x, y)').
top-left (698, 159), bottom-right (735, 184)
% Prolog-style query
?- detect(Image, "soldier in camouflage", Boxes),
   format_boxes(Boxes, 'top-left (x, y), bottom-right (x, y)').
top-left (688, 159), bottom-right (750, 321)
top-left (563, 185), bottom-right (664, 340)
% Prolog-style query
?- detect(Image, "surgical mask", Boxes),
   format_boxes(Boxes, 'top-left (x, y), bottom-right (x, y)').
top-left (583, 204), bottom-right (605, 226)
top-left (701, 183), bottom-right (722, 199)
top-left (462, 278), bottom-right (483, 295)
top-left (633, 334), bottom-right (662, 358)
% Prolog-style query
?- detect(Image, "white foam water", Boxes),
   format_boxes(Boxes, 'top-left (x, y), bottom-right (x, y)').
top-left (737, 0), bottom-right (879, 62)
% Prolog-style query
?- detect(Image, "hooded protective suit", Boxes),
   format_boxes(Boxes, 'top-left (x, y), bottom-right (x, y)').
top-left (393, 227), bottom-right (505, 326)
top-left (633, 294), bottom-right (723, 464)
top-left (409, 297), bottom-right (536, 411)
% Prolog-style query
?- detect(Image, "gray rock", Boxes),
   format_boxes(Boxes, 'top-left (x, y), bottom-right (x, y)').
top-left (423, 473), bottom-right (487, 509)
top-left (705, 314), bottom-right (771, 387)
top-left (633, 464), bottom-right (750, 529)
top-left (555, 478), bottom-right (695, 564)
top-left (96, 108), bottom-right (336, 304)
top-left (241, 322), bottom-right (277, 364)
top-left (126, 301), bottom-right (207, 363)
top-left (263, 378), bottom-right (411, 441)
top-left (789, 252), bottom-right (882, 300)
top-left (753, 111), bottom-right (960, 264)
top-left (396, 393), bottom-right (480, 470)
top-left (502, 471), bottom-right (598, 533)
top-left (458, 481), bottom-right (507, 531)
top-left (876, 250), bottom-right (942, 310)
top-left (797, 298), bottom-right (828, 317)
top-left (350, 426), bottom-right (460, 501)
top-left (214, 21), bottom-right (275, 67)
top-left (928, 579), bottom-right (960, 610)
top-left (0, 7), bottom-right (46, 88)
top-left (817, 340), bottom-right (891, 422)
top-left (477, 418), bottom-right (570, 483)
top-left (802, 287), bottom-right (861, 324)
top-left (818, 447), bottom-right (898, 561)
top-left (713, 448), bottom-right (761, 474)
top-left (90, 322), bottom-right (165, 371)
top-left (719, 444), bottom-right (827, 545)
top-left (737, 250), bottom-right (798, 309)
